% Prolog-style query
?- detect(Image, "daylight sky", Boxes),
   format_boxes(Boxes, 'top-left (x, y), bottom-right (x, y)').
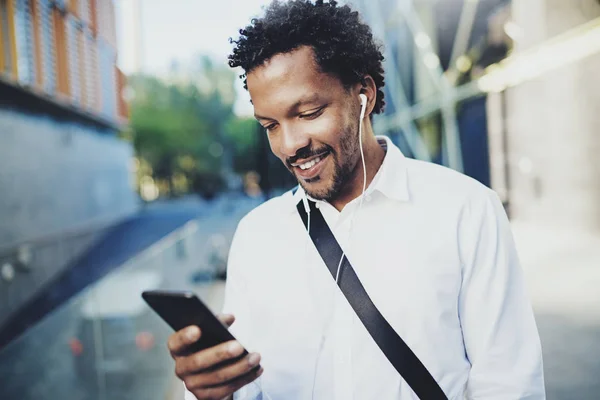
top-left (116, 0), bottom-right (272, 115)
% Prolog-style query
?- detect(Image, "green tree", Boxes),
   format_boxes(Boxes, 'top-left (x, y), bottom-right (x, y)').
top-left (224, 117), bottom-right (261, 173)
top-left (128, 73), bottom-right (225, 198)
top-left (126, 55), bottom-right (295, 200)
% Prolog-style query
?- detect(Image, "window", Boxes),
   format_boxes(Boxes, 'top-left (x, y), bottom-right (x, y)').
top-left (66, 16), bottom-right (80, 102)
top-left (14, 0), bottom-right (36, 85)
top-left (39, 0), bottom-right (55, 93)
top-left (30, 0), bottom-right (43, 87)
top-left (77, 26), bottom-right (85, 105)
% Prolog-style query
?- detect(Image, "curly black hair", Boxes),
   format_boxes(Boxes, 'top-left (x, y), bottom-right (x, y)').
top-left (228, 0), bottom-right (386, 114)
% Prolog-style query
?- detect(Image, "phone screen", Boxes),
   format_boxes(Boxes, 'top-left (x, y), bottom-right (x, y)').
top-left (142, 290), bottom-right (245, 354)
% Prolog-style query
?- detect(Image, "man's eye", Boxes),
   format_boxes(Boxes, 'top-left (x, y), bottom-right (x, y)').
top-left (300, 107), bottom-right (325, 119)
top-left (264, 123), bottom-right (277, 131)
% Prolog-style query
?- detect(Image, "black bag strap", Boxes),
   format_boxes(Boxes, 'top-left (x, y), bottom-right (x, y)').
top-left (296, 198), bottom-right (447, 400)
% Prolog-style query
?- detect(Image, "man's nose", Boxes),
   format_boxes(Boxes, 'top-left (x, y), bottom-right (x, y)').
top-left (280, 124), bottom-right (310, 159)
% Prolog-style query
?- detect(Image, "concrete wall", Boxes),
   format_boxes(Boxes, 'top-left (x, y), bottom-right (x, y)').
top-left (0, 107), bottom-right (138, 328)
top-left (0, 108), bottom-right (137, 244)
top-left (488, 0), bottom-right (600, 231)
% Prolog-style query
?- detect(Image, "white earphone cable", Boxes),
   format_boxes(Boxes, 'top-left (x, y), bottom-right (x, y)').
top-left (334, 94), bottom-right (367, 284)
top-left (311, 95), bottom-right (368, 399)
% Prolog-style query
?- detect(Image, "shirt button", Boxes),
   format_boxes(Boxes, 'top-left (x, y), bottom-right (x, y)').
top-left (366, 195), bottom-right (372, 202)
top-left (316, 202), bottom-right (321, 209)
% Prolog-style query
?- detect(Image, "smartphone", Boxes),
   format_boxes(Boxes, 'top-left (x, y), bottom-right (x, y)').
top-left (142, 290), bottom-right (247, 355)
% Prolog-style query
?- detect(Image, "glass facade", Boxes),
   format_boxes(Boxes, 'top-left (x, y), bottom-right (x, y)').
top-left (350, 0), bottom-right (510, 187)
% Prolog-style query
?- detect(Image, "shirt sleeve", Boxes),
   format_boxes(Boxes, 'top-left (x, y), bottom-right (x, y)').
top-left (458, 188), bottom-right (545, 399)
top-left (221, 217), bottom-right (254, 342)
top-left (184, 217), bottom-right (263, 400)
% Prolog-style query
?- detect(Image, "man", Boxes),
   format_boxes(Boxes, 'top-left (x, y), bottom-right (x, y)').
top-left (169, 1), bottom-right (545, 399)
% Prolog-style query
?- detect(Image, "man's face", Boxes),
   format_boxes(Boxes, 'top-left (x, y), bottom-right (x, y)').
top-left (247, 46), bottom-right (362, 201)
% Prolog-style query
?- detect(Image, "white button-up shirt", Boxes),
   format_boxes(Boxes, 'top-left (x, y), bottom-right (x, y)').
top-left (185, 136), bottom-right (545, 400)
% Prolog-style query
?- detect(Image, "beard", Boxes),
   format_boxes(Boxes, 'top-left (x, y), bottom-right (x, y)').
top-left (286, 114), bottom-right (360, 202)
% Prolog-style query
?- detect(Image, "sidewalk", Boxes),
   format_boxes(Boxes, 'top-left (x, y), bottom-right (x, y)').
top-left (511, 220), bottom-right (600, 399)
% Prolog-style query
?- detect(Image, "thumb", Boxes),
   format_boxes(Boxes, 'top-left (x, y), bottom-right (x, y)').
top-left (218, 314), bottom-right (235, 327)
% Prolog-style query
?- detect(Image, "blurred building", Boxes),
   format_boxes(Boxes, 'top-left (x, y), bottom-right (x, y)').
top-left (486, 0), bottom-right (600, 231)
top-left (353, 0), bottom-right (600, 233)
top-left (0, 0), bottom-right (133, 344)
top-left (352, 0), bottom-right (510, 188)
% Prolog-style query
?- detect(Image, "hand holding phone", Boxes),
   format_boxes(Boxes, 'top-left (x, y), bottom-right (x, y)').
top-left (142, 290), bottom-right (263, 399)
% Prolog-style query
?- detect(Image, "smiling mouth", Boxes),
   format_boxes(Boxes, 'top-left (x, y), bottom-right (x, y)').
top-left (290, 151), bottom-right (330, 180)
top-left (292, 154), bottom-right (323, 170)
top-left (291, 150), bottom-right (330, 168)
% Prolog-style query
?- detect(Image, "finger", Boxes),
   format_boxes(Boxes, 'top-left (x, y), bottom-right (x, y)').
top-left (168, 326), bottom-right (201, 357)
top-left (218, 314), bottom-right (235, 327)
top-left (184, 352), bottom-right (261, 388)
top-left (176, 340), bottom-right (245, 377)
top-left (190, 367), bottom-right (263, 400)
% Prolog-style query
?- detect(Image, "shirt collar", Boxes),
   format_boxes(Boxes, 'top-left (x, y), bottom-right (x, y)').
top-left (290, 135), bottom-right (410, 211)
top-left (371, 135), bottom-right (410, 202)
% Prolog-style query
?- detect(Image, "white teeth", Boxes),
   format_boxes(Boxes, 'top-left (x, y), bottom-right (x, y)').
top-left (299, 156), bottom-right (321, 170)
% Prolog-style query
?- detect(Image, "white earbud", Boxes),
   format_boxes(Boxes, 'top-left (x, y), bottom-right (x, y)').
top-left (359, 93), bottom-right (367, 120)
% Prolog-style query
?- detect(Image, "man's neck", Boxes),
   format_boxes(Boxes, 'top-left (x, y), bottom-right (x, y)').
top-left (330, 135), bottom-right (386, 211)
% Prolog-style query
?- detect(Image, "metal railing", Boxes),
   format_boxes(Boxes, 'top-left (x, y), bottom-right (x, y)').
top-left (0, 211), bottom-right (132, 259)
top-left (0, 217), bottom-right (219, 400)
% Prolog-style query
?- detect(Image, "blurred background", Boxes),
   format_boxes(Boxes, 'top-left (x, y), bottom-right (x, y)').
top-left (0, 0), bottom-right (598, 399)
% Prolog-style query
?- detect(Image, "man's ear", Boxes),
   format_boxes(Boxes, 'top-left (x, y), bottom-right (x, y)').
top-left (358, 75), bottom-right (377, 116)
